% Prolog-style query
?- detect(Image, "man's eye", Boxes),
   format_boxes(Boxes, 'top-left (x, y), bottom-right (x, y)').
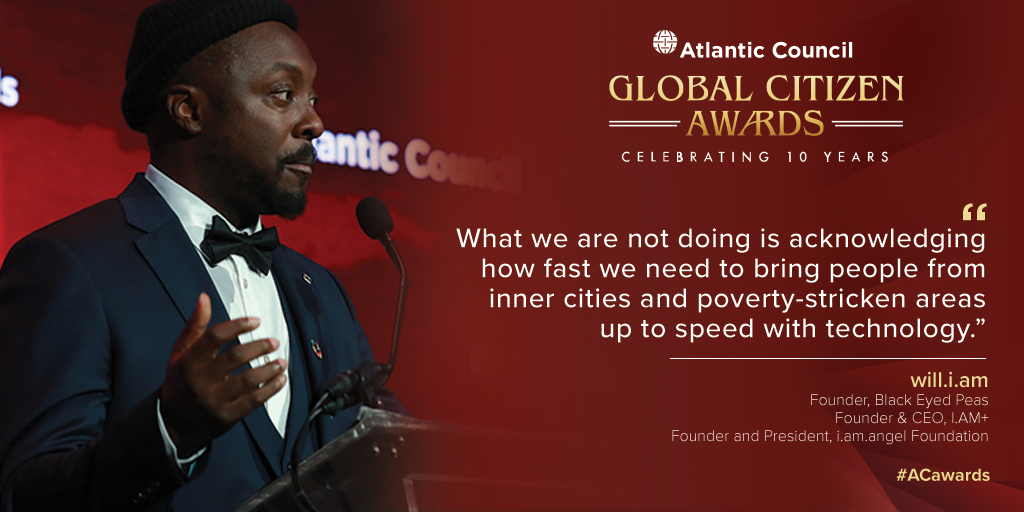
top-left (271, 91), bottom-right (292, 102)
top-left (309, 96), bottom-right (319, 107)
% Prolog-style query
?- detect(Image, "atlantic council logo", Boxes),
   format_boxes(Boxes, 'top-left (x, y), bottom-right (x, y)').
top-left (653, 30), bottom-right (677, 54)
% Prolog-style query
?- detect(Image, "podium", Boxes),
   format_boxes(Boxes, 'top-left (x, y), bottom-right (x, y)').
top-left (234, 409), bottom-right (578, 511)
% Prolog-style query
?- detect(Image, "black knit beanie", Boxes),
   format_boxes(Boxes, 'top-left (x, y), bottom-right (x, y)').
top-left (121, 0), bottom-right (299, 132)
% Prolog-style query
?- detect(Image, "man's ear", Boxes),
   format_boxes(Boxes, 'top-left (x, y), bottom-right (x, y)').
top-left (165, 84), bottom-right (204, 135)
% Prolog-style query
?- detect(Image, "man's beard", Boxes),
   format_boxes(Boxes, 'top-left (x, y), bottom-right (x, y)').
top-left (249, 144), bottom-right (315, 220)
top-left (253, 172), bottom-right (307, 220)
top-left (206, 143), bottom-right (315, 222)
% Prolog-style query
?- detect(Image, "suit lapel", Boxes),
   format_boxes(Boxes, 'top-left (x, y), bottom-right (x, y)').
top-left (133, 224), bottom-right (230, 327)
top-left (272, 252), bottom-right (328, 394)
top-left (273, 251), bottom-right (331, 460)
top-left (122, 174), bottom-right (230, 328)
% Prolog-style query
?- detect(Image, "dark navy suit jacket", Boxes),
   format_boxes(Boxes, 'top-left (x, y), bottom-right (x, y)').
top-left (0, 174), bottom-right (402, 511)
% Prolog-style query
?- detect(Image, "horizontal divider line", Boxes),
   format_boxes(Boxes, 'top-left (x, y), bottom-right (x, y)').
top-left (670, 357), bottom-right (985, 360)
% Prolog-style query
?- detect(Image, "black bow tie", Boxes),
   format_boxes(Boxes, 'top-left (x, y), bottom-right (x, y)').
top-left (201, 216), bottom-right (280, 274)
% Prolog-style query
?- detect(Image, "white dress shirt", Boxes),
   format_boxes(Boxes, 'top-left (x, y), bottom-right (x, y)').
top-left (145, 165), bottom-right (292, 467)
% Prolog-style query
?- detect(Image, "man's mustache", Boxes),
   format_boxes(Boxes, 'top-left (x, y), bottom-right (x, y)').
top-left (281, 144), bottom-right (317, 167)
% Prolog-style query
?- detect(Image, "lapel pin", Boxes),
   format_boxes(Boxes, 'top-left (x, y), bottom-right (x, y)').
top-left (303, 273), bottom-right (312, 284)
top-left (310, 339), bottom-right (323, 359)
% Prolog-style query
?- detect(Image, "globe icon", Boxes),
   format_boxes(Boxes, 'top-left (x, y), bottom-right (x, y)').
top-left (653, 30), bottom-right (677, 54)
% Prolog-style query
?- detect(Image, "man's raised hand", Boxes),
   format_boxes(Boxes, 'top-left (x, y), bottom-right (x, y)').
top-left (160, 292), bottom-right (287, 455)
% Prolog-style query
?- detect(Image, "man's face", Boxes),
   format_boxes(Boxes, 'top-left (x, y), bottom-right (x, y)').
top-left (198, 21), bottom-right (323, 224)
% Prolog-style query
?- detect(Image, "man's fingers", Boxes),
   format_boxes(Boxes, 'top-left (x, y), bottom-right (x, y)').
top-left (226, 373), bottom-right (288, 418)
top-left (209, 337), bottom-right (279, 375)
top-left (222, 358), bottom-right (287, 397)
top-left (190, 316), bottom-right (262, 359)
top-left (171, 292), bottom-right (213, 356)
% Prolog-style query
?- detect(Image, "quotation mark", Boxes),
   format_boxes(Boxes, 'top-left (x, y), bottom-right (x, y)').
top-left (962, 203), bottom-right (987, 221)
top-left (976, 318), bottom-right (985, 326)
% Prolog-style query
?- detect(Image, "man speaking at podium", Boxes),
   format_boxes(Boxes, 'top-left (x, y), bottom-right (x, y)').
top-left (0, 1), bottom-right (403, 510)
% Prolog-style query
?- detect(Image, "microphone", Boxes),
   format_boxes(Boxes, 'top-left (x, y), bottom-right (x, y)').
top-left (354, 197), bottom-right (406, 377)
top-left (291, 197), bottom-right (411, 512)
top-left (315, 195), bottom-right (403, 411)
top-left (314, 197), bottom-right (407, 414)
top-left (355, 196), bottom-right (394, 241)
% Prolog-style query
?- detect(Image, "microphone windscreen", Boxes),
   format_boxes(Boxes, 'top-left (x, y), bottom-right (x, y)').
top-left (356, 197), bottom-right (394, 240)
